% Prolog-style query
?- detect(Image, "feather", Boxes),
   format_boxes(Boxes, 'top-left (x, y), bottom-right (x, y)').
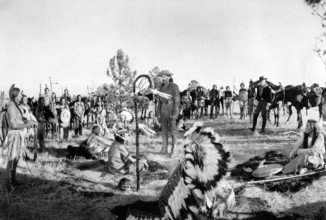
top-left (8, 84), bottom-right (15, 97)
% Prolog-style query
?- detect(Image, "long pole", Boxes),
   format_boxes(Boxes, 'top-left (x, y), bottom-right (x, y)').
top-left (133, 74), bottom-right (152, 191)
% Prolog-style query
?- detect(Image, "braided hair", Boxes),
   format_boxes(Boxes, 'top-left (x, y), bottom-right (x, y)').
top-left (303, 119), bottom-right (319, 149)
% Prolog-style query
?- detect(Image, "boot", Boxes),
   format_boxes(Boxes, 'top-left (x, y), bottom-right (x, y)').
top-left (261, 116), bottom-right (267, 133)
top-left (250, 114), bottom-right (258, 132)
top-left (160, 135), bottom-right (168, 154)
top-left (170, 135), bottom-right (176, 156)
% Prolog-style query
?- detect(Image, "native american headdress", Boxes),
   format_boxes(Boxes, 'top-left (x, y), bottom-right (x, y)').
top-left (159, 121), bottom-right (235, 220)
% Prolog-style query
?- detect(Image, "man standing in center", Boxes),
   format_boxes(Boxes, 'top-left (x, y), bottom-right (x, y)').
top-left (249, 76), bottom-right (279, 134)
top-left (157, 70), bottom-right (180, 155)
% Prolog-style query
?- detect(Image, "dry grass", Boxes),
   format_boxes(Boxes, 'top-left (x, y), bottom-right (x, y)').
top-left (0, 107), bottom-right (326, 219)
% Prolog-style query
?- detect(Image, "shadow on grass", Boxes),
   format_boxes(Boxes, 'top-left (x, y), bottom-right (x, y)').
top-left (0, 166), bottom-right (119, 220)
top-left (44, 146), bottom-right (68, 158)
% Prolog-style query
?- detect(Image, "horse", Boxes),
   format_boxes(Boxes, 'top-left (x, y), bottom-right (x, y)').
top-left (269, 83), bottom-right (307, 128)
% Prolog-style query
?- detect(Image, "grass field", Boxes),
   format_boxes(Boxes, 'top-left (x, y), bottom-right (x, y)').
top-left (1, 107), bottom-right (326, 220)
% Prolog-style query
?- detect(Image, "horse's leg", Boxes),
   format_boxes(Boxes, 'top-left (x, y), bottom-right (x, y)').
top-left (266, 108), bottom-right (271, 123)
top-left (51, 123), bottom-right (54, 139)
top-left (297, 108), bottom-right (303, 129)
top-left (272, 108), bottom-right (276, 125)
top-left (276, 105), bottom-right (280, 127)
top-left (286, 105), bottom-right (292, 124)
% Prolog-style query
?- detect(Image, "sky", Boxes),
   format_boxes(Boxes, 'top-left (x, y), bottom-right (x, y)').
top-left (0, 0), bottom-right (325, 98)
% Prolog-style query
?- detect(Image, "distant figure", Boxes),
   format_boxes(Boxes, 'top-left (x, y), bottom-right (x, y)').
top-left (219, 86), bottom-right (225, 115)
top-left (34, 97), bottom-right (48, 152)
top-left (74, 95), bottom-right (85, 136)
top-left (209, 85), bottom-right (220, 119)
top-left (41, 87), bottom-right (52, 107)
top-left (195, 86), bottom-right (205, 118)
top-left (20, 95), bottom-right (38, 141)
top-left (247, 80), bottom-right (256, 122)
top-left (57, 97), bottom-right (71, 141)
top-left (62, 89), bottom-right (71, 104)
top-left (238, 83), bottom-right (248, 120)
top-left (156, 70), bottom-right (180, 155)
top-left (145, 111), bottom-right (160, 132)
top-left (224, 86), bottom-right (233, 119)
top-left (4, 85), bottom-right (33, 191)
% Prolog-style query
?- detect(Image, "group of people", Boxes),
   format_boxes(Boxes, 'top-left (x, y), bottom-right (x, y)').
top-left (180, 81), bottom-right (258, 123)
top-left (1, 71), bottom-right (326, 193)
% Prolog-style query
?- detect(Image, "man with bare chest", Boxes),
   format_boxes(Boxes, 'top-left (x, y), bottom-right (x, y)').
top-left (3, 85), bottom-right (33, 191)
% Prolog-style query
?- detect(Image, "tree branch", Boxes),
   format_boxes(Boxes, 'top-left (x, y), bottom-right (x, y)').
top-left (310, 5), bottom-right (326, 19)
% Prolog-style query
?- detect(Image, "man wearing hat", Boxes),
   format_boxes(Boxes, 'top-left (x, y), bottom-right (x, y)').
top-left (156, 70), bottom-right (180, 155)
top-left (249, 76), bottom-right (278, 134)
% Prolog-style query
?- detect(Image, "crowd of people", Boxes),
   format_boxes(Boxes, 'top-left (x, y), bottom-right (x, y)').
top-left (1, 72), bottom-right (326, 193)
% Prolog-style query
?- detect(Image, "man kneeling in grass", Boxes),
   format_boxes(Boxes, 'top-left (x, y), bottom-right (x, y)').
top-left (67, 125), bottom-right (113, 160)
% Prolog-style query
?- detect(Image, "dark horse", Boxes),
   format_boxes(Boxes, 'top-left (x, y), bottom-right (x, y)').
top-left (269, 83), bottom-right (307, 128)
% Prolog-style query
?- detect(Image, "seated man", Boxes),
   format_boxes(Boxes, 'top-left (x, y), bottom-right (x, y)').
top-left (95, 114), bottom-right (116, 140)
top-left (284, 119), bottom-right (325, 174)
top-left (67, 125), bottom-right (113, 160)
top-left (107, 128), bottom-right (135, 174)
top-left (145, 111), bottom-right (160, 132)
top-left (107, 128), bottom-right (148, 175)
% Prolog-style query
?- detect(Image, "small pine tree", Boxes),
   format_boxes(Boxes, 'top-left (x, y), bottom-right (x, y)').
top-left (188, 80), bottom-right (200, 91)
top-left (106, 49), bottom-right (137, 112)
top-left (148, 66), bottom-right (162, 89)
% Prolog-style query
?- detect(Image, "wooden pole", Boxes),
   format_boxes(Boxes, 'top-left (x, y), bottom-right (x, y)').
top-left (247, 169), bottom-right (326, 185)
top-left (133, 74), bottom-right (152, 191)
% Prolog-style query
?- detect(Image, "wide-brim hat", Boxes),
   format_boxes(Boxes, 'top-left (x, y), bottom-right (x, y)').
top-left (114, 127), bottom-right (129, 141)
top-left (157, 70), bottom-right (173, 77)
top-left (259, 76), bottom-right (267, 81)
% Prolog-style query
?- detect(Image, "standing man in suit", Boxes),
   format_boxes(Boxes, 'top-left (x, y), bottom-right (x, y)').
top-left (157, 70), bottom-right (180, 155)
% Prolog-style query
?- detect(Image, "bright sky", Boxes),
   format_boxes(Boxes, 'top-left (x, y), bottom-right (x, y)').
top-left (0, 0), bottom-right (325, 98)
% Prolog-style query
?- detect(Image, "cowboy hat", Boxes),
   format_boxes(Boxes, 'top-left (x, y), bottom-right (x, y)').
top-left (259, 76), bottom-right (267, 81)
top-left (157, 70), bottom-right (174, 77)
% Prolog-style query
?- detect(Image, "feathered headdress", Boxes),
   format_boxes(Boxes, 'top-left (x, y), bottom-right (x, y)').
top-left (159, 121), bottom-right (234, 219)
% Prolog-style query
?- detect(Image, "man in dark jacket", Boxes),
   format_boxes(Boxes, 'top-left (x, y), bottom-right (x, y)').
top-left (249, 76), bottom-right (278, 133)
top-left (34, 97), bottom-right (54, 152)
top-left (157, 70), bottom-right (180, 155)
top-left (209, 85), bottom-right (220, 119)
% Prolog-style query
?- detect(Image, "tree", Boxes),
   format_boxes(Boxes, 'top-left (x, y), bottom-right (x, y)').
top-left (148, 66), bottom-right (161, 89)
top-left (304, 0), bottom-right (326, 68)
top-left (106, 49), bottom-right (137, 111)
top-left (188, 80), bottom-right (200, 91)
